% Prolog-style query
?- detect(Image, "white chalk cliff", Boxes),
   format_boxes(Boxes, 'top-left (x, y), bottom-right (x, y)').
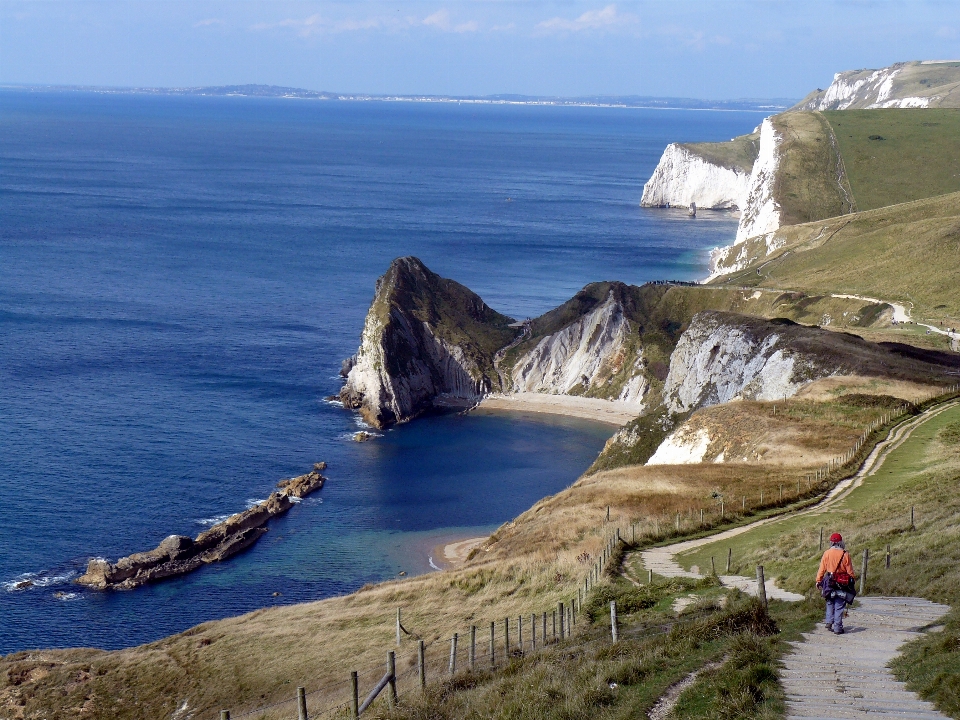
top-left (734, 118), bottom-right (783, 244)
top-left (792, 61), bottom-right (959, 111)
top-left (662, 312), bottom-right (814, 414)
top-left (510, 290), bottom-right (649, 404)
top-left (646, 426), bottom-right (712, 466)
top-left (640, 144), bottom-right (751, 210)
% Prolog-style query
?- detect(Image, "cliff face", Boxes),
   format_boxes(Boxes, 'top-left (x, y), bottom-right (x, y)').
top-left (510, 289), bottom-right (648, 403)
top-left (662, 312), bottom-right (809, 413)
top-left (734, 117), bottom-right (783, 243)
top-left (640, 143), bottom-right (753, 210)
top-left (793, 61), bottom-right (960, 111)
top-left (340, 257), bottom-right (517, 428)
top-left (662, 310), bottom-right (960, 415)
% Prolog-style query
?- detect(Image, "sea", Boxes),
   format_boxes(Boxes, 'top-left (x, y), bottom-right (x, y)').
top-left (0, 90), bottom-right (758, 654)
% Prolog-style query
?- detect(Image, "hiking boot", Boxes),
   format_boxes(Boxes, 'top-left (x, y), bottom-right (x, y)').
top-left (833, 627), bottom-right (845, 635)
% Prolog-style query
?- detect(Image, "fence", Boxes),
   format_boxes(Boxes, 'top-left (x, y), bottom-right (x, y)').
top-left (217, 384), bottom-right (960, 719)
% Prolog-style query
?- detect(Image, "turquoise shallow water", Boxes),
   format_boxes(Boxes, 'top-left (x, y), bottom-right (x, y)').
top-left (0, 91), bottom-right (752, 652)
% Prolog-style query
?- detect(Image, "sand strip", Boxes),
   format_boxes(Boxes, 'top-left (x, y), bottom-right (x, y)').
top-left (477, 393), bottom-right (642, 425)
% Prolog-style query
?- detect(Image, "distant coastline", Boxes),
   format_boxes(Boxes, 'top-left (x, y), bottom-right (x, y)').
top-left (0, 83), bottom-right (793, 112)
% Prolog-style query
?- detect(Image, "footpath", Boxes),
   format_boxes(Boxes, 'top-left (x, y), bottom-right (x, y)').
top-left (637, 400), bottom-right (958, 719)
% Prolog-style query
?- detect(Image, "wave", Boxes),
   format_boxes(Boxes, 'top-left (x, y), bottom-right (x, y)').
top-left (4, 568), bottom-right (77, 592)
top-left (428, 556), bottom-right (441, 570)
top-left (195, 513), bottom-right (232, 527)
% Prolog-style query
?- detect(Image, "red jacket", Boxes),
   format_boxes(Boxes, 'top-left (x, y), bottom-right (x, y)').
top-left (816, 547), bottom-right (855, 584)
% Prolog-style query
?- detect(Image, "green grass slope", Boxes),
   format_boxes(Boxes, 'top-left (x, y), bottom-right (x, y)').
top-left (683, 130), bottom-right (761, 173)
top-left (768, 111), bottom-right (857, 226)
top-left (673, 401), bottom-right (960, 717)
top-left (823, 109), bottom-right (960, 211)
top-left (711, 191), bottom-right (960, 322)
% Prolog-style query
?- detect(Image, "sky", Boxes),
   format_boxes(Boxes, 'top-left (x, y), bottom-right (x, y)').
top-left (2, 1), bottom-right (960, 99)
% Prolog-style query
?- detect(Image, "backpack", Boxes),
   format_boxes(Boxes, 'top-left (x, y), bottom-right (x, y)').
top-left (821, 551), bottom-right (855, 598)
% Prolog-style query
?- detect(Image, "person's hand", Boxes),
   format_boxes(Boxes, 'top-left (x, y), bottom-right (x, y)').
top-left (816, 581), bottom-right (823, 589)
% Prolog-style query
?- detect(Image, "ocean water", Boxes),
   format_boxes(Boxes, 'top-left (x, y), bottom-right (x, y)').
top-left (0, 91), bottom-right (756, 653)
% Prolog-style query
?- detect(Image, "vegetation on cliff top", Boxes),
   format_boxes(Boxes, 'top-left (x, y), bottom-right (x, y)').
top-left (823, 109), bottom-right (960, 211)
top-left (682, 129), bottom-right (761, 173)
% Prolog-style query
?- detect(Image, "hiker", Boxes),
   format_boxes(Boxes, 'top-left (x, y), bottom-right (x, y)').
top-left (816, 533), bottom-right (856, 634)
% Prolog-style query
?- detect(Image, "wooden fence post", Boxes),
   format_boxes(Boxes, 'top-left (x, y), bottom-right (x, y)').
top-left (531, 613), bottom-right (537, 650)
top-left (700, 508), bottom-right (704, 524)
top-left (726, 547), bottom-right (732, 573)
top-left (552, 610), bottom-right (557, 639)
top-left (558, 602), bottom-right (565, 639)
top-left (648, 569), bottom-right (653, 584)
top-left (297, 686), bottom-right (307, 720)
top-left (469, 626), bottom-right (476, 669)
top-left (504, 617), bottom-right (510, 656)
top-left (542, 612), bottom-right (547, 645)
top-left (885, 544), bottom-right (891, 569)
top-left (220, 712), bottom-right (230, 720)
top-left (396, 608), bottom-right (401, 646)
top-left (711, 556), bottom-right (716, 575)
top-left (860, 549), bottom-right (869, 595)
top-left (449, 633), bottom-right (458, 676)
top-left (489, 621), bottom-right (495, 667)
top-left (387, 651), bottom-right (398, 707)
top-left (417, 641), bottom-right (425, 690)
top-left (911, 506), bottom-right (915, 529)
top-left (756, 566), bottom-right (767, 609)
top-left (819, 527), bottom-right (824, 551)
top-left (610, 600), bottom-right (619, 643)
top-left (351, 671), bottom-right (360, 717)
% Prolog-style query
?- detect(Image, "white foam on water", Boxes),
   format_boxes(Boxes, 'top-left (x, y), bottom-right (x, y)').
top-left (195, 513), bottom-right (232, 527)
top-left (428, 557), bottom-right (441, 570)
top-left (245, 498), bottom-right (267, 509)
top-left (4, 569), bottom-right (77, 591)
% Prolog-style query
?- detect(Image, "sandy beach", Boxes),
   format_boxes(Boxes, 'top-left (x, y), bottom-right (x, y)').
top-left (477, 392), bottom-right (643, 425)
top-left (429, 536), bottom-right (487, 569)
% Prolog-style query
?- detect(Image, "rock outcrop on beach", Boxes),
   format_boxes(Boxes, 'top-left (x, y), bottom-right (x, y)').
top-left (640, 140), bottom-right (756, 210)
top-left (77, 464), bottom-right (327, 590)
top-left (340, 257), bottom-right (517, 428)
top-left (792, 61), bottom-right (960, 111)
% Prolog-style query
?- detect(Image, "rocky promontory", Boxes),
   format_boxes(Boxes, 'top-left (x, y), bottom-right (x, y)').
top-left (77, 463), bottom-right (327, 590)
top-left (340, 257), bottom-right (518, 428)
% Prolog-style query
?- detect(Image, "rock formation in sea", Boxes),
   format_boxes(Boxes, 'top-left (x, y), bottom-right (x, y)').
top-left (77, 463), bottom-right (327, 590)
top-left (339, 256), bottom-right (518, 428)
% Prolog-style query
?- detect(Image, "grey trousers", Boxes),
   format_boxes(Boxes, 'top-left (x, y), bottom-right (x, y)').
top-left (825, 594), bottom-right (847, 631)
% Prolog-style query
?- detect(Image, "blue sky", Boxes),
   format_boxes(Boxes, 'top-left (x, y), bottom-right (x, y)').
top-left (2, 1), bottom-right (960, 99)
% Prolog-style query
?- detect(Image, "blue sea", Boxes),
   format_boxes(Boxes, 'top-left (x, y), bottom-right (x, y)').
top-left (0, 91), bottom-right (757, 654)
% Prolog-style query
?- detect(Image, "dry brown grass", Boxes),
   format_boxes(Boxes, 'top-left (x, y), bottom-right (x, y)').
top-left (0, 388), bottom-right (931, 720)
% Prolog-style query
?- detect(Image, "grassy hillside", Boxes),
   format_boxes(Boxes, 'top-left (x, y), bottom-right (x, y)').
top-left (823, 109), bottom-right (960, 211)
top-left (769, 111), bottom-right (857, 226)
top-left (711, 191), bottom-right (960, 322)
top-left (2, 380), bottom-right (936, 719)
top-left (670, 400), bottom-right (960, 716)
top-left (683, 130), bottom-right (760, 173)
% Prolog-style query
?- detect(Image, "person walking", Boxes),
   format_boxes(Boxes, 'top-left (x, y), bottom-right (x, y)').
top-left (816, 533), bottom-right (856, 634)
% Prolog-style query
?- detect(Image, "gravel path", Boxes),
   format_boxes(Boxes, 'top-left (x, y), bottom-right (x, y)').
top-left (782, 596), bottom-right (949, 719)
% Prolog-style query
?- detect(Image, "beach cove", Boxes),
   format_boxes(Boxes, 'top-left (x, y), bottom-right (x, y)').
top-left (0, 90), bottom-right (755, 653)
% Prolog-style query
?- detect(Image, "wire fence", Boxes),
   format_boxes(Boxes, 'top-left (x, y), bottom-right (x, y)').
top-left (217, 384), bottom-right (960, 720)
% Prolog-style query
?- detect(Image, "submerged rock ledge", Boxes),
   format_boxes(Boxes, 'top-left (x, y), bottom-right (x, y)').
top-left (77, 463), bottom-right (327, 590)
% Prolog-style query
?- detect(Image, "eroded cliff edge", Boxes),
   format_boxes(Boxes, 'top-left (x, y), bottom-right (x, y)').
top-left (340, 257), bottom-right (518, 428)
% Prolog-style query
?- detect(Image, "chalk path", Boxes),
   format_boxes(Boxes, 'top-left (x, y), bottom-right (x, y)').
top-left (782, 596), bottom-right (949, 719)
